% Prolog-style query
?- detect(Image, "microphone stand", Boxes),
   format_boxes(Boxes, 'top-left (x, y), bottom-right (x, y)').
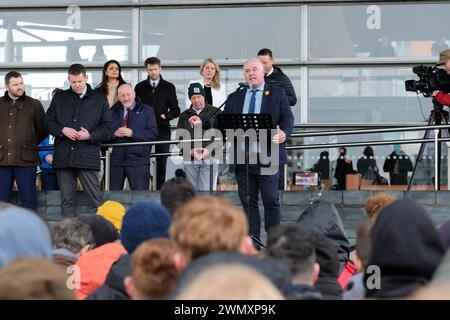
top-left (200, 83), bottom-right (249, 130)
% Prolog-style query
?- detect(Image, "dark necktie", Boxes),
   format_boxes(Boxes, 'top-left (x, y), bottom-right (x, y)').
top-left (122, 109), bottom-right (129, 127)
top-left (151, 81), bottom-right (157, 93)
top-left (248, 89), bottom-right (257, 114)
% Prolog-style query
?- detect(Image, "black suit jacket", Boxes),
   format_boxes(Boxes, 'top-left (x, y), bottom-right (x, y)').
top-left (222, 83), bottom-right (294, 172)
top-left (134, 75), bottom-right (180, 135)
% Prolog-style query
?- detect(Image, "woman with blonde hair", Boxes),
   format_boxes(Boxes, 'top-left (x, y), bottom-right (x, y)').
top-left (184, 58), bottom-right (227, 109)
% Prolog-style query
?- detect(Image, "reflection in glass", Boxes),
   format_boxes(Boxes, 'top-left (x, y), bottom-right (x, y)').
top-left (0, 9), bottom-right (132, 63)
top-left (309, 67), bottom-right (433, 123)
top-left (310, 3), bottom-right (450, 59)
top-left (140, 6), bottom-right (301, 63)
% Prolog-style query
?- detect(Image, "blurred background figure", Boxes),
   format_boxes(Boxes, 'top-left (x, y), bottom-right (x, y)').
top-left (372, 35), bottom-right (395, 57)
top-left (333, 147), bottom-right (354, 190)
top-left (310, 151), bottom-right (330, 187)
top-left (432, 36), bottom-right (449, 56)
top-left (383, 145), bottom-right (413, 185)
top-left (357, 146), bottom-right (378, 184)
top-left (92, 45), bottom-right (107, 62)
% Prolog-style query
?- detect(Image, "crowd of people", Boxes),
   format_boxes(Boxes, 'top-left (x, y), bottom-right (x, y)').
top-left (1, 187), bottom-right (450, 300)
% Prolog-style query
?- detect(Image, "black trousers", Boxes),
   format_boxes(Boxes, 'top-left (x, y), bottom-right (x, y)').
top-left (40, 169), bottom-right (59, 191)
top-left (235, 165), bottom-right (281, 242)
top-left (57, 168), bottom-right (101, 217)
top-left (110, 165), bottom-right (150, 190)
top-left (155, 132), bottom-right (171, 190)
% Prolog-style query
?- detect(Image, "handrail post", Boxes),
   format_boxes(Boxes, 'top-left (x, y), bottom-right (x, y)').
top-left (434, 129), bottom-right (439, 191)
top-left (105, 147), bottom-right (111, 192)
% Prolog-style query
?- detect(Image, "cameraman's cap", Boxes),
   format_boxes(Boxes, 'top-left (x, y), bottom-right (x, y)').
top-left (188, 82), bottom-right (205, 100)
top-left (436, 49), bottom-right (450, 65)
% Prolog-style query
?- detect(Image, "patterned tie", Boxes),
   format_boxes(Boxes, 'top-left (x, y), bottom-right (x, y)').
top-left (122, 109), bottom-right (129, 127)
top-left (248, 89), bottom-right (257, 114)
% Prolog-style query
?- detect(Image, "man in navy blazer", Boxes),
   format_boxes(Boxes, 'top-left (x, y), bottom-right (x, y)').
top-left (223, 58), bottom-right (294, 247)
top-left (109, 83), bottom-right (158, 190)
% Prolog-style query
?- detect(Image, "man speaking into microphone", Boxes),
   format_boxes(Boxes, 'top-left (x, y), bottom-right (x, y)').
top-left (223, 58), bottom-right (294, 249)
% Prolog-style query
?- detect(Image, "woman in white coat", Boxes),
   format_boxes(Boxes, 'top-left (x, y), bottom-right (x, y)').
top-left (185, 58), bottom-right (227, 109)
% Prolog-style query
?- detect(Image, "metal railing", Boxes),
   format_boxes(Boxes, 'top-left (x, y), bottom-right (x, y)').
top-left (37, 123), bottom-right (450, 192)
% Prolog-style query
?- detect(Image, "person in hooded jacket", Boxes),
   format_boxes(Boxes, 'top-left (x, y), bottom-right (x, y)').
top-left (296, 199), bottom-right (352, 271)
top-left (308, 232), bottom-right (342, 300)
top-left (364, 198), bottom-right (445, 299)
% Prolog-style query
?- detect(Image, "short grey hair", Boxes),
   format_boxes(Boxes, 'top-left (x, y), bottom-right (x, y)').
top-left (52, 218), bottom-right (94, 255)
top-left (243, 58), bottom-right (264, 72)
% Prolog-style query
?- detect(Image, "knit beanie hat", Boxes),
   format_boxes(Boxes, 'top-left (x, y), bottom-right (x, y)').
top-left (120, 200), bottom-right (171, 253)
top-left (188, 82), bottom-right (205, 100)
top-left (97, 200), bottom-right (126, 231)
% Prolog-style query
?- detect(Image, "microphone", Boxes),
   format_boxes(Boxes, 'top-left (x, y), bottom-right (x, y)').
top-left (238, 82), bottom-right (249, 88)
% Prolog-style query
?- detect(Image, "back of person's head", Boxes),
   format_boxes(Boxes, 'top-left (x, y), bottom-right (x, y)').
top-left (308, 231), bottom-right (342, 300)
top-left (0, 258), bottom-right (75, 300)
top-left (52, 218), bottom-right (93, 255)
top-left (125, 238), bottom-right (181, 300)
top-left (363, 146), bottom-right (374, 158)
top-left (76, 214), bottom-right (119, 249)
top-left (68, 63), bottom-right (86, 76)
top-left (121, 200), bottom-right (171, 253)
top-left (170, 196), bottom-right (251, 261)
top-left (160, 173), bottom-right (196, 215)
top-left (96, 200), bottom-right (126, 231)
top-left (364, 199), bottom-right (445, 299)
top-left (355, 221), bottom-right (372, 272)
top-left (364, 193), bottom-right (396, 221)
top-left (266, 225), bottom-right (319, 286)
top-left (0, 204), bottom-right (52, 268)
top-left (319, 151), bottom-right (329, 160)
top-left (439, 219), bottom-right (450, 249)
top-left (176, 264), bottom-right (284, 300)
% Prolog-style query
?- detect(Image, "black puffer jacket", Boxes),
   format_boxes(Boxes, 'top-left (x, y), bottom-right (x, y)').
top-left (265, 66), bottom-right (297, 106)
top-left (45, 84), bottom-right (112, 171)
top-left (296, 200), bottom-right (352, 272)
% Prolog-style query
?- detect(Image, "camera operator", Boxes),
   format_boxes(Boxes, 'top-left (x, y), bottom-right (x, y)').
top-left (432, 49), bottom-right (450, 104)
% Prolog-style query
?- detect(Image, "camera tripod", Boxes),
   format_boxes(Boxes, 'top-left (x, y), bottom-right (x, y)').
top-left (407, 99), bottom-right (450, 191)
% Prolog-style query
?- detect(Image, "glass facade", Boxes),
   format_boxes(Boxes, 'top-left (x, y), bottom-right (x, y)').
top-left (1, 1), bottom-right (447, 188)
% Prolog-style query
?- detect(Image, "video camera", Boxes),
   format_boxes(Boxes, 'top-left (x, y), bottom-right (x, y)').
top-left (405, 65), bottom-right (450, 97)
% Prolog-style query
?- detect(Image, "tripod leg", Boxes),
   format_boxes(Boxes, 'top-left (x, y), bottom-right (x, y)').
top-left (407, 115), bottom-right (435, 191)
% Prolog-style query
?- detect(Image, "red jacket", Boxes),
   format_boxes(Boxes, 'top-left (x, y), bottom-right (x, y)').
top-left (74, 242), bottom-right (127, 300)
top-left (435, 92), bottom-right (450, 105)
